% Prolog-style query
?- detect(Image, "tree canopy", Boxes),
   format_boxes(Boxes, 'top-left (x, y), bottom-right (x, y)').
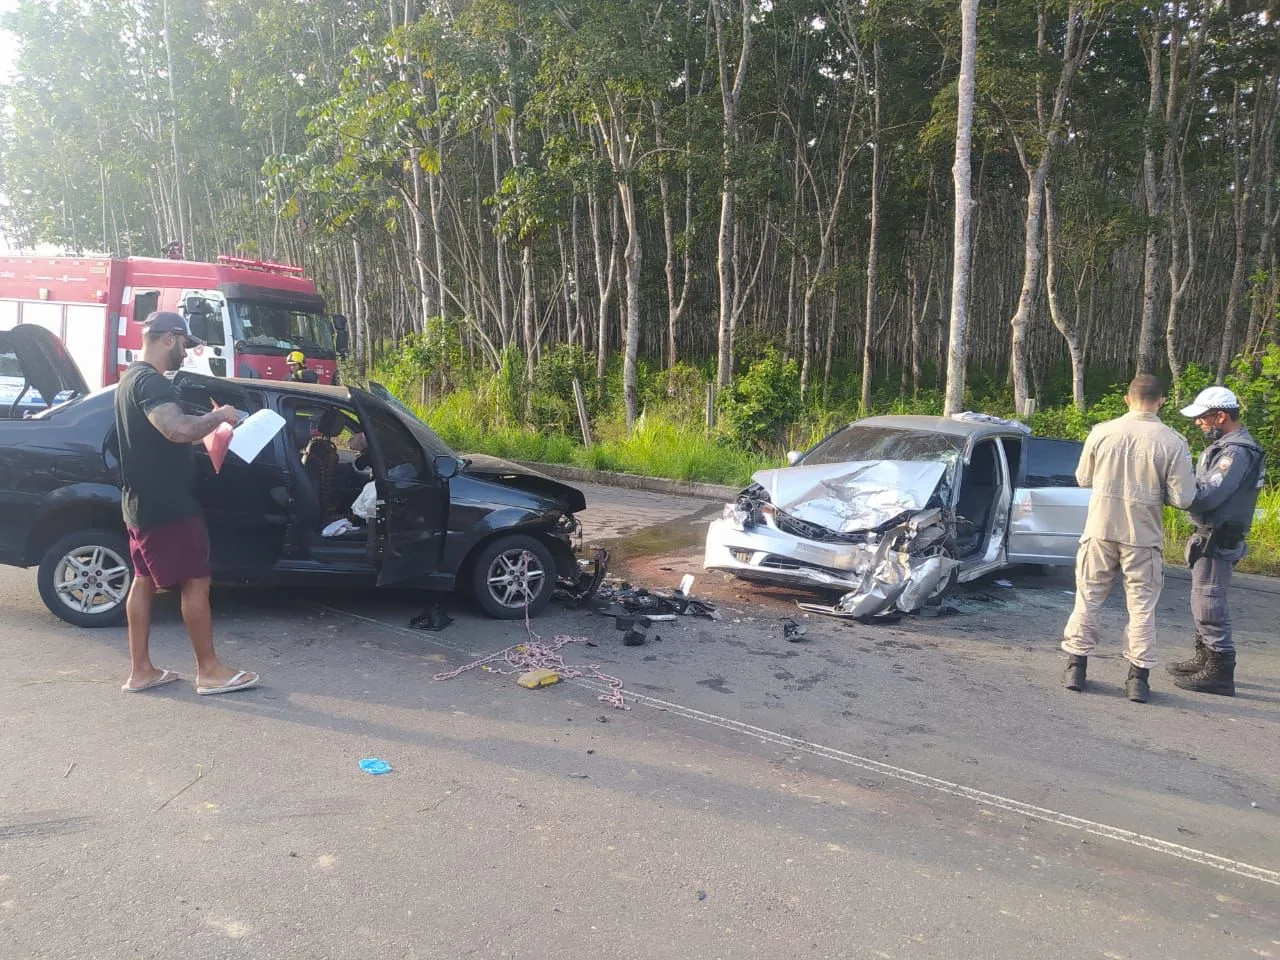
top-left (2, 0), bottom-right (1278, 407)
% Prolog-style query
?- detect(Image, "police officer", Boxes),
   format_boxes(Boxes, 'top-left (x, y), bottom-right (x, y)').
top-left (286, 350), bottom-right (319, 383)
top-left (1168, 387), bottom-right (1267, 697)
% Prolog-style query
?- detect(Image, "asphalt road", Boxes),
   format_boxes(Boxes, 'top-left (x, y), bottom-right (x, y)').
top-left (2, 482), bottom-right (1278, 959)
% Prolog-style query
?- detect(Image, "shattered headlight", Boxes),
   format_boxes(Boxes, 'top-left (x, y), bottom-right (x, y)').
top-left (556, 514), bottom-right (584, 549)
top-left (723, 502), bottom-right (753, 529)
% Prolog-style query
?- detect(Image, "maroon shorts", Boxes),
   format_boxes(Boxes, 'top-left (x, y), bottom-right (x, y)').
top-left (127, 515), bottom-right (211, 589)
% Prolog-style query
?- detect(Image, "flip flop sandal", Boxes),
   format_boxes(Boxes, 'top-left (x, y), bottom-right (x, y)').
top-left (122, 669), bottom-right (181, 693)
top-left (196, 670), bottom-right (260, 696)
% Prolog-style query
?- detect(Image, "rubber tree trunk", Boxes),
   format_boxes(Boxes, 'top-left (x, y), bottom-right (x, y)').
top-left (619, 181), bottom-right (642, 430)
top-left (588, 193), bottom-right (619, 393)
top-left (860, 52), bottom-right (882, 416)
top-left (944, 0), bottom-right (979, 417)
top-left (1137, 29), bottom-right (1164, 375)
top-left (711, 0), bottom-right (752, 388)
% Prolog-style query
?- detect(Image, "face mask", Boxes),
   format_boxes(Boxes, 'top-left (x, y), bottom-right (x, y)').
top-left (1205, 426), bottom-right (1224, 442)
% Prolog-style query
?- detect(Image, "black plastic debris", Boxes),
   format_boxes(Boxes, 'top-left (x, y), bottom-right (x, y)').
top-left (615, 614), bottom-right (674, 646)
top-left (409, 602), bottom-right (453, 631)
top-left (593, 582), bottom-right (721, 621)
top-left (782, 618), bottom-right (807, 642)
top-left (622, 623), bottom-right (648, 646)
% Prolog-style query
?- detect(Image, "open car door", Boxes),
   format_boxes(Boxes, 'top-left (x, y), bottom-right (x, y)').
top-left (0, 325), bottom-right (90, 420)
top-left (1006, 437), bottom-right (1090, 564)
top-left (350, 387), bottom-right (450, 586)
top-left (173, 373), bottom-right (289, 572)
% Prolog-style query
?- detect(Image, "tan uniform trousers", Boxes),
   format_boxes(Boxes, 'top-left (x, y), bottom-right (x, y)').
top-left (1061, 538), bottom-right (1164, 669)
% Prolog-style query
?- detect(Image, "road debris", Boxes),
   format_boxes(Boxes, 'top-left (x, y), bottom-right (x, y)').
top-left (782, 619), bottom-right (807, 642)
top-left (517, 667), bottom-right (561, 689)
top-left (408, 602), bottom-right (453, 631)
top-left (591, 578), bottom-right (721, 621)
top-left (155, 763), bottom-right (210, 813)
top-left (434, 633), bottom-right (630, 710)
top-left (359, 758), bottom-right (393, 775)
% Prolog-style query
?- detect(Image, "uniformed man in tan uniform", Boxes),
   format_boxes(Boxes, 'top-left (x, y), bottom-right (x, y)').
top-left (1061, 375), bottom-right (1196, 702)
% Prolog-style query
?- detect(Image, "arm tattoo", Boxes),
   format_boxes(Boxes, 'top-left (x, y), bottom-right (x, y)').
top-left (146, 402), bottom-right (226, 444)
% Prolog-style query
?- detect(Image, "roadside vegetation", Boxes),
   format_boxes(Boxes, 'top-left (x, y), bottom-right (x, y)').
top-left (371, 333), bottom-right (1280, 576)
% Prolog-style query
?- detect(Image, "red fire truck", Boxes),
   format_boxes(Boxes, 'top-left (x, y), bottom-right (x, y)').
top-left (0, 253), bottom-right (348, 392)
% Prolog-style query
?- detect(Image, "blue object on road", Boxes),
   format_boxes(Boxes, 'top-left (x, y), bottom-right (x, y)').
top-left (359, 758), bottom-right (392, 775)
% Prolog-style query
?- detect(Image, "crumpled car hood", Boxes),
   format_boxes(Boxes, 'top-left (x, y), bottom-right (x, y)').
top-left (752, 460), bottom-right (948, 533)
top-left (460, 454), bottom-right (587, 513)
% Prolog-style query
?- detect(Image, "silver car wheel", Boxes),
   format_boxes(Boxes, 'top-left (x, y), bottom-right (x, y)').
top-left (485, 548), bottom-right (547, 610)
top-left (52, 545), bottom-right (131, 617)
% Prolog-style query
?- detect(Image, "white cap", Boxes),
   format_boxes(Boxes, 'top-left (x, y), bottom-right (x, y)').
top-left (1180, 386), bottom-right (1240, 418)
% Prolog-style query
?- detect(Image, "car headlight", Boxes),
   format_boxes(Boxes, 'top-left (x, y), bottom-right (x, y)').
top-left (724, 503), bottom-right (752, 529)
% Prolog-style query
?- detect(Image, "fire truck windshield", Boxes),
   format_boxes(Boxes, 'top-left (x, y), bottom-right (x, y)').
top-left (229, 301), bottom-right (334, 357)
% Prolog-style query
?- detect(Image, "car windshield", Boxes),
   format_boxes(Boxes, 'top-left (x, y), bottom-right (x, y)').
top-left (367, 381), bottom-right (455, 460)
top-left (229, 301), bottom-right (333, 355)
top-left (803, 425), bottom-right (964, 466)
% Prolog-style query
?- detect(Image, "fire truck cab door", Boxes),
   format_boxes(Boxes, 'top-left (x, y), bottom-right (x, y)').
top-left (177, 289), bottom-right (234, 379)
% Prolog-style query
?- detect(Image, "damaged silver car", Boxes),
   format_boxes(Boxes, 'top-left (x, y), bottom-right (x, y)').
top-left (704, 414), bottom-right (1090, 618)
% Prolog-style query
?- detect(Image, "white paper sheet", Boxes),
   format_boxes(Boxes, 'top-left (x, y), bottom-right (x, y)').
top-left (228, 408), bottom-right (286, 464)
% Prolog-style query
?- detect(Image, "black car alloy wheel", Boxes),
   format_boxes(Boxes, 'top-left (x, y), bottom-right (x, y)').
top-left (471, 534), bottom-right (556, 619)
top-left (37, 529), bottom-right (133, 628)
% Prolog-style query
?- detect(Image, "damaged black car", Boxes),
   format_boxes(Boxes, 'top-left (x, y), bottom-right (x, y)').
top-left (0, 325), bottom-right (594, 627)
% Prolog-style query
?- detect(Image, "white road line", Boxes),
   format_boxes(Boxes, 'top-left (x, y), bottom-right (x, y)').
top-left (326, 605), bottom-right (1280, 888)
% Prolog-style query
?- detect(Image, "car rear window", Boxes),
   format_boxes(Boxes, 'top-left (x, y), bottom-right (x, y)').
top-left (1024, 437), bottom-right (1083, 488)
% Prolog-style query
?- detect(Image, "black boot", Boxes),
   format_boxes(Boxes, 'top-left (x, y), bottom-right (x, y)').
top-left (1125, 664), bottom-right (1150, 703)
top-left (1173, 649), bottom-right (1236, 696)
top-left (1167, 638), bottom-right (1208, 677)
top-left (1063, 655), bottom-right (1087, 692)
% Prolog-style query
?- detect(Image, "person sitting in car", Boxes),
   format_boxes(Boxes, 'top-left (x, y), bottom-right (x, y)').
top-left (301, 410), bottom-right (346, 525)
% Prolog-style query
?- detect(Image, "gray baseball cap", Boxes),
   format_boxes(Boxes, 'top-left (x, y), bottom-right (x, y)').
top-left (142, 310), bottom-right (206, 347)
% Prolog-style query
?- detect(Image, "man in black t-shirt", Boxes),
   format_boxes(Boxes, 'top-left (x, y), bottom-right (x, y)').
top-left (115, 311), bottom-right (259, 696)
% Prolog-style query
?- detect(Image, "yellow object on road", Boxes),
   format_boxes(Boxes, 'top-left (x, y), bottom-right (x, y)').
top-left (517, 668), bottom-right (561, 689)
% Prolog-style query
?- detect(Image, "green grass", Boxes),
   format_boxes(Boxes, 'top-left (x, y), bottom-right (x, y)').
top-left (415, 389), bottom-right (772, 486)
top-left (401, 378), bottom-right (1280, 576)
top-left (1165, 489), bottom-right (1280, 577)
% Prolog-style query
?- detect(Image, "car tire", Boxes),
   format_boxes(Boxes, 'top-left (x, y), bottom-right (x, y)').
top-left (37, 529), bottom-right (133, 628)
top-left (470, 534), bottom-right (556, 620)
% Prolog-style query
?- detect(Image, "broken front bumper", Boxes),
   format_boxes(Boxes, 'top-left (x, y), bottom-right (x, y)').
top-left (704, 504), bottom-right (959, 618)
top-left (703, 516), bottom-right (871, 591)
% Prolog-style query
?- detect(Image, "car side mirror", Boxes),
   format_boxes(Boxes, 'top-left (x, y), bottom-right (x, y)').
top-left (435, 454), bottom-right (461, 480)
top-left (332, 315), bottom-right (350, 359)
top-left (786, 450), bottom-right (803, 466)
